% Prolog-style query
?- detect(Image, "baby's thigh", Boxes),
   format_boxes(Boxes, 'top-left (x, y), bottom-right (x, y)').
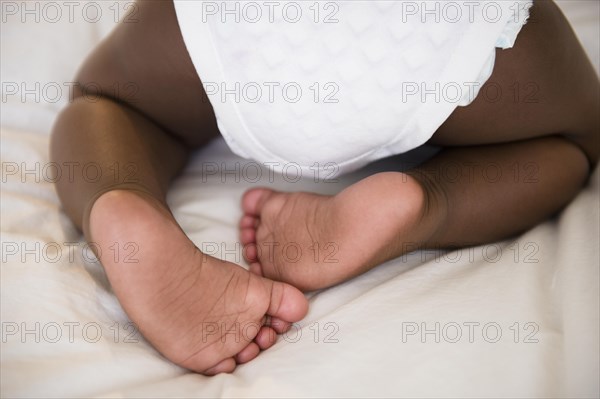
top-left (75, 0), bottom-right (219, 147)
top-left (431, 0), bottom-right (598, 151)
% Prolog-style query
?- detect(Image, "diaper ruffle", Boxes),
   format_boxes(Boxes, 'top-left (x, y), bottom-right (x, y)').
top-left (496, 0), bottom-right (534, 49)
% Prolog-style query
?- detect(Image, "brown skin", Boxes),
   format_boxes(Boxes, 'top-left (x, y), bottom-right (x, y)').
top-left (51, 0), bottom-right (599, 369)
top-left (239, 0), bottom-right (598, 291)
top-left (51, 0), bottom-right (310, 375)
top-left (51, 0), bottom-right (218, 237)
top-left (421, 0), bottom-right (598, 247)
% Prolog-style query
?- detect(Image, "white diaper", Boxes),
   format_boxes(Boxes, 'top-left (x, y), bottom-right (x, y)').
top-left (174, 0), bottom-right (533, 178)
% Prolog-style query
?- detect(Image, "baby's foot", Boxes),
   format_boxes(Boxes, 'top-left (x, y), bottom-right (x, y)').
top-left (90, 190), bottom-right (308, 375)
top-left (240, 172), bottom-right (435, 291)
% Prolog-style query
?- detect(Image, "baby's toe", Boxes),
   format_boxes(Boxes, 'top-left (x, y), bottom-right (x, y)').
top-left (248, 261), bottom-right (262, 275)
top-left (239, 214), bottom-right (259, 228)
top-left (203, 357), bottom-right (236, 375)
top-left (254, 326), bottom-right (277, 350)
top-left (235, 342), bottom-right (261, 364)
top-left (241, 188), bottom-right (275, 216)
top-left (264, 280), bottom-right (309, 323)
top-left (267, 316), bottom-right (292, 334)
top-left (240, 227), bottom-right (256, 246)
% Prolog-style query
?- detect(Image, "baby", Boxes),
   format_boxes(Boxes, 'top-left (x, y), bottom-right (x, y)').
top-left (51, 0), bottom-right (599, 375)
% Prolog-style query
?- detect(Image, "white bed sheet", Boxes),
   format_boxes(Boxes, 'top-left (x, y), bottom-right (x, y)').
top-left (1, 1), bottom-right (599, 397)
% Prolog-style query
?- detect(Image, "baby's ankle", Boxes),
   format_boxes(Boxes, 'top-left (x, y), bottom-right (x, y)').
top-left (88, 190), bottom-right (175, 262)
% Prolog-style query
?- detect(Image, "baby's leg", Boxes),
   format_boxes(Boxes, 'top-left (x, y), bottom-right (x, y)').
top-left (240, 0), bottom-right (598, 290)
top-left (416, 0), bottom-right (599, 244)
top-left (89, 189), bottom-right (307, 374)
top-left (51, 0), bottom-right (307, 374)
top-left (434, 0), bottom-right (598, 158)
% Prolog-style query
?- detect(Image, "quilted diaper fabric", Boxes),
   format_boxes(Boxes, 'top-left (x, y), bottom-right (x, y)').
top-left (174, 0), bottom-right (533, 177)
